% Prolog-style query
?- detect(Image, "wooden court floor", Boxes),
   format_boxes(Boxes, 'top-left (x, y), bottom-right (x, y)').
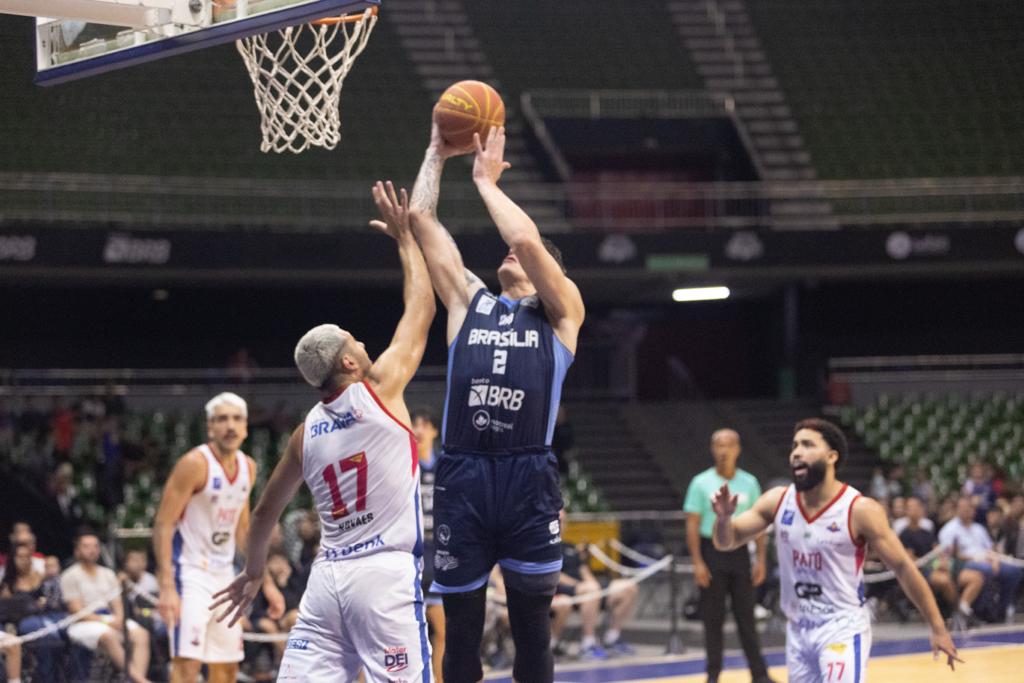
top-left (661, 643), bottom-right (1021, 682)
top-left (488, 625), bottom-right (1024, 683)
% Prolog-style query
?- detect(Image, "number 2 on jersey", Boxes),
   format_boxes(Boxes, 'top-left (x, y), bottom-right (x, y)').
top-left (322, 452), bottom-right (368, 519)
top-left (492, 349), bottom-right (507, 375)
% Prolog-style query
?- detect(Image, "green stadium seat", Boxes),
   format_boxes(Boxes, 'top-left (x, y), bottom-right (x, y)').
top-left (745, 0), bottom-right (1024, 178)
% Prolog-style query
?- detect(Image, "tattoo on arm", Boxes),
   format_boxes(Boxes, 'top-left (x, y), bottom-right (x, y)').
top-left (410, 150), bottom-right (443, 216)
top-left (464, 269), bottom-right (482, 287)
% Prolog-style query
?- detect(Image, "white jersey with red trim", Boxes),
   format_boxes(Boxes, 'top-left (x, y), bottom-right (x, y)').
top-left (173, 444), bottom-right (251, 572)
top-left (302, 381), bottom-right (421, 560)
top-left (774, 483), bottom-right (869, 630)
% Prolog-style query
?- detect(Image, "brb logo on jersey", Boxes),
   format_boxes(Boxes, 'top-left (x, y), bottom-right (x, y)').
top-left (383, 646), bottom-right (408, 672)
top-left (468, 384), bottom-right (525, 411)
top-left (781, 510), bottom-right (795, 526)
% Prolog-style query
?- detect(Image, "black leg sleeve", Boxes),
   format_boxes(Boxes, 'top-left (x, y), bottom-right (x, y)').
top-left (442, 587), bottom-right (487, 683)
top-left (505, 586), bottom-right (555, 683)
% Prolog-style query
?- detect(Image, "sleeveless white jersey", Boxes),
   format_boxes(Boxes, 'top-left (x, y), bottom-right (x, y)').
top-left (302, 381), bottom-right (421, 560)
top-left (173, 444), bottom-right (251, 572)
top-left (773, 483), bottom-right (869, 629)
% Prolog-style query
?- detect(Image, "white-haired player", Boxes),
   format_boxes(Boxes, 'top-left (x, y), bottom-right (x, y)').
top-left (211, 180), bottom-right (435, 682)
top-left (154, 392), bottom-right (284, 683)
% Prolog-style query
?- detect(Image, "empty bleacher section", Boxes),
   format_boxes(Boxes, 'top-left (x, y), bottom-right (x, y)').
top-left (0, 13), bottom-right (431, 181)
top-left (463, 0), bottom-right (702, 96)
top-left (838, 392), bottom-right (1024, 498)
top-left (565, 402), bottom-right (681, 512)
top-left (745, 0), bottom-right (1024, 178)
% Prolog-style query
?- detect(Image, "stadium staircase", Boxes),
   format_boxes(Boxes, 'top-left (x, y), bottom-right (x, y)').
top-left (566, 402), bottom-right (682, 512)
top-left (666, 0), bottom-right (835, 229)
top-left (385, 0), bottom-right (568, 231)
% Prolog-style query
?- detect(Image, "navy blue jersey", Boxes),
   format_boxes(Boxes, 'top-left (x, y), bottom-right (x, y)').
top-left (442, 289), bottom-right (573, 455)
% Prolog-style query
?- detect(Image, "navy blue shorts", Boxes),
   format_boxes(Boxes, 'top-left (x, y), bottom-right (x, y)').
top-left (430, 451), bottom-right (563, 593)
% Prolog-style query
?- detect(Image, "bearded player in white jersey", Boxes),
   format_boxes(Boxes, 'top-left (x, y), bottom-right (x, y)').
top-left (154, 392), bottom-right (285, 683)
top-left (711, 418), bottom-right (961, 682)
top-left (211, 180), bottom-right (435, 682)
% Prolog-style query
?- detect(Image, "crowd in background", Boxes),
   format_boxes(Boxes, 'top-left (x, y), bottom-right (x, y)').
top-left (870, 461), bottom-right (1024, 626)
top-left (3, 394), bottom-right (1024, 679)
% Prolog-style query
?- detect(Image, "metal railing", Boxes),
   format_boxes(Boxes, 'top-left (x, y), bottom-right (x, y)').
top-left (2, 172), bottom-right (1022, 232)
top-left (0, 353), bottom-right (638, 402)
top-left (828, 354), bottom-right (1024, 404)
top-left (522, 89), bottom-right (734, 120)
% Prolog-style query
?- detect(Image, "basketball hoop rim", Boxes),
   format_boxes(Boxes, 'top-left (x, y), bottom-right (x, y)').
top-left (312, 5), bottom-right (378, 26)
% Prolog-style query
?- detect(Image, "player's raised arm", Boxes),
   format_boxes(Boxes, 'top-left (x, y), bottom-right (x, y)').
top-left (409, 123), bottom-right (485, 343)
top-left (366, 180), bottom-right (435, 406)
top-left (471, 127), bottom-right (585, 352)
top-left (851, 497), bottom-right (963, 670)
top-left (211, 426), bottom-right (305, 627)
top-left (153, 450), bottom-right (206, 625)
top-left (711, 485), bottom-right (785, 551)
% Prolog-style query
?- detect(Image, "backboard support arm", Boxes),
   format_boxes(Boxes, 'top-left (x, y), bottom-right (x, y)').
top-left (0, 0), bottom-right (185, 29)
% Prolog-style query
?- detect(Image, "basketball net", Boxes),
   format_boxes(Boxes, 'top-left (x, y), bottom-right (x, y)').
top-left (236, 7), bottom-right (378, 154)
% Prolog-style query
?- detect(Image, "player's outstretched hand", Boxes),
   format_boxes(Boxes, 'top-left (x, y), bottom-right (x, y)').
top-left (931, 628), bottom-right (964, 671)
top-left (472, 126), bottom-right (511, 186)
top-left (429, 121), bottom-right (474, 159)
top-left (369, 180), bottom-right (411, 241)
top-left (711, 483), bottom-right (738, 520)
top-left (209, 572), bottom-right (262, 628)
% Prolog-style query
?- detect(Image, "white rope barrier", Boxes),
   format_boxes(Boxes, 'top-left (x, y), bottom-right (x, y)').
top-left (862, 546), bottom-right (943, 583)
top-left (487, 554), bottom-right (675, 609)
top-left (4, 541), bottom-right (1020, 650)
top-left (587, 544), bottom-right (647, 576)
top-left (608, 537), bottom-right (1003, 584)
top-left (607, 538), bottom-right (696, 574)
top-left (0, 589), bottom-right (122, 648)
top-left (127, 581), bottom-right (292, 643)
top-left (609, 538), bottom-right (663, 567)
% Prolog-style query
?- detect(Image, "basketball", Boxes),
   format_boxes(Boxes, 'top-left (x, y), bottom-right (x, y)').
top-left (433, 80), bottom-right (506, 149)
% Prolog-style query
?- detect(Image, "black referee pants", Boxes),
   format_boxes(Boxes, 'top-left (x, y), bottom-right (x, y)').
top-left (699, 537), bottom-right (768, 678)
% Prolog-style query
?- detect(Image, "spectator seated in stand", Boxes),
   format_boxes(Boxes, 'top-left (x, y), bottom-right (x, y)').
top-left (963, 461), bottom-right (996, 523)
top-left (252, 552), bottom-right (305, 668)
top-left (60, 531), bottom-right (151, 683)
top-left (119, 548), bottom-right (168, 677)
top-left (898, 497), bottom-right (956, 617)
top-left (550, 511), bottom-right (638, 660)
top-left (1004, 494), bottom-right (1024, 560)
top-left (938, 496), bottom-right (1022, 626)
top-left (0, 523), bottom-right (47, 581)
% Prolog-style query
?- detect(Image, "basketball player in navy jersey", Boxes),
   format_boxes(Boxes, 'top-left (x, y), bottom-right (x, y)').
top-left (409, 124), bottom-right (585, 683)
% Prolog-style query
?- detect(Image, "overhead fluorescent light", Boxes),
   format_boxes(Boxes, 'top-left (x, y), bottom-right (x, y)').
top-left (672, 286), bottom-right (730, 302)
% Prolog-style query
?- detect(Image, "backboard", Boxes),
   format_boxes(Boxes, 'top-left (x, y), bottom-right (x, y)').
top-left (0, 0), bottom-right (378, 85)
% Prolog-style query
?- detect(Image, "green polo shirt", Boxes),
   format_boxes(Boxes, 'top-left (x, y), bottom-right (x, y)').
top-left (683, 467), bottom-right (762, 539)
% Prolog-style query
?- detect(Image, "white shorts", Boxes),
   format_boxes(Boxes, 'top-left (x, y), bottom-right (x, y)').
top-left (786, 618), bottom-right (872, 683)
top-left (171, 564), bottom-right (244, 663)
top-left (278, 551), bottom-right (430, 683)
top-left (67, 619), bottom-right (144, 650)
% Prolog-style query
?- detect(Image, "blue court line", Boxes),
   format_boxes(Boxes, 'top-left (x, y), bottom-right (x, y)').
top-left (485, 626), bottom-right (1024, 683)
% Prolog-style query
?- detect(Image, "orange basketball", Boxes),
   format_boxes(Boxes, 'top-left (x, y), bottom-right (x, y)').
top-left (433, 81), bottom-right (506, 149)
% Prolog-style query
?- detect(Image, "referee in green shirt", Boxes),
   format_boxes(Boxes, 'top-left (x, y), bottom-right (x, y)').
top-left (683, 429), bottom-right (773, 683)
